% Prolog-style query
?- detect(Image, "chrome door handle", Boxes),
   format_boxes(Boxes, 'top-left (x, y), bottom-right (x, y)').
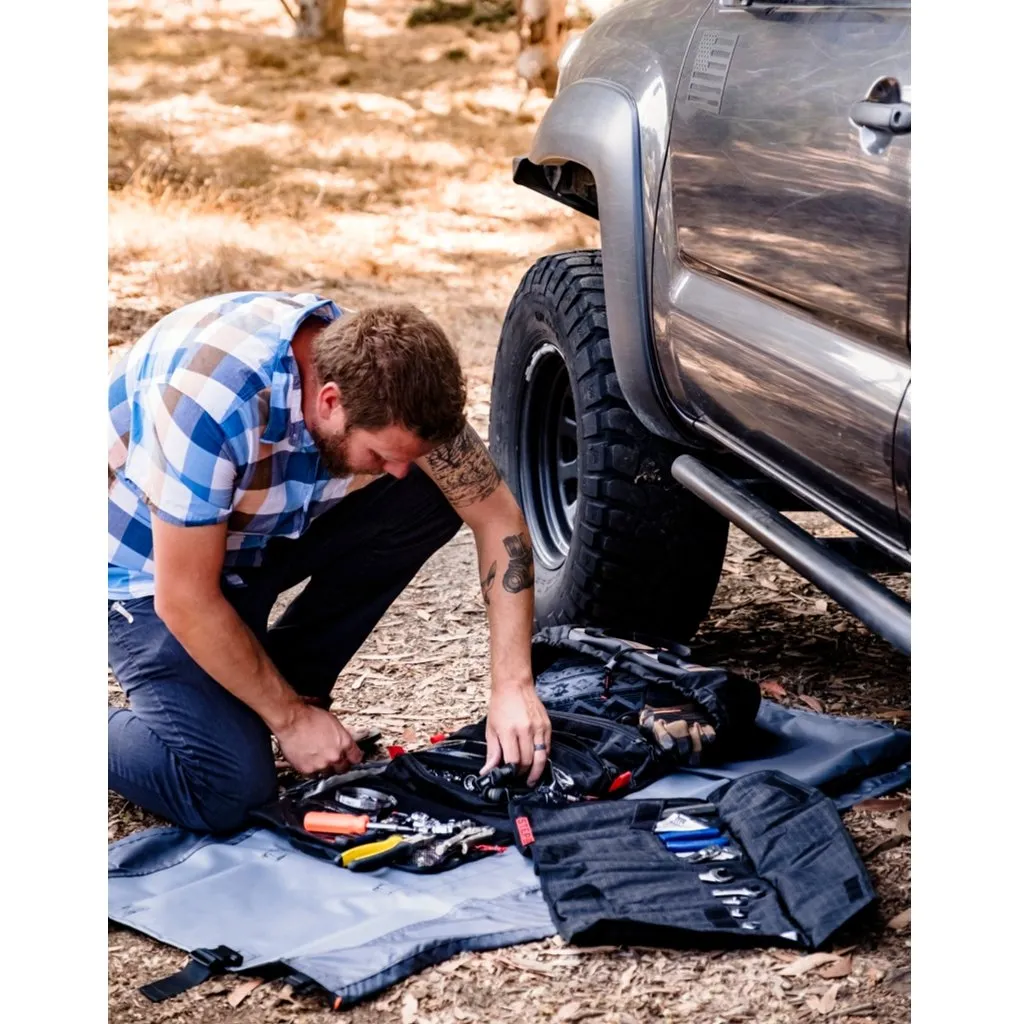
top-left (850, 99), bottom-right (910, 134)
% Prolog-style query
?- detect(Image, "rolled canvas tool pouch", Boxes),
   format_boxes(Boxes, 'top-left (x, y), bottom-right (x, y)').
top-left (511, 769), bottom-right (875, 950)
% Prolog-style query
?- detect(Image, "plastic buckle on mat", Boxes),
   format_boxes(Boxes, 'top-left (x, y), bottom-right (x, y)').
top-left (139, 945), bottom-right (243, 1003)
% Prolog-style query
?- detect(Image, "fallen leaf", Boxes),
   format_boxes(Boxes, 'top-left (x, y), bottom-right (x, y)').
top-left (894, 811), bottom-right (911, 837)
top-left (887, 907), bottom-right (911, 930)
top-left (873, 707), bottom-right (910, 721)
top-left (416, 609), bottom-right (431, 622)
top-left (554, 1002), bottom-right (582, 1022)
top-left (760, 680), bottom-right (788, 699)
top-left (227, 978), bottom-right (264, 1008)
top-left (864, 834), bottom-right (908, 858)
top-left (813, 599), bottom-right (828, 613)
top-left (276, 983), bottom-right (297, 1004)
top-left (401, 993), bottom-right (418, 1024)
top-left (884, 966), bottom-right (911, 994)
top-left (818, 983), bottom-right (840, 1014)
top-left (798, 694), bottom-right (825, 713)
top-left (853, 797), bottom-right (911, 813)
top-left (780, 952), bottom-right (839, 976)
top-left (401, 726), bottom-right (417, 743)
top-left (820, 955), bottom-right (853, 979)
top-left (866, 966), bottom-right (886, 986)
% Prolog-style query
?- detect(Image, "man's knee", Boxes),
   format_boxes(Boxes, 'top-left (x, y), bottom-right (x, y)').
top-left (181, 760), bottom-right (278, 833)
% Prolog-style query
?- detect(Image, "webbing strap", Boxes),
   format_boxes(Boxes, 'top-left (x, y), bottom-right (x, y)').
top-left (139, 945), bottom-right (243, 1002)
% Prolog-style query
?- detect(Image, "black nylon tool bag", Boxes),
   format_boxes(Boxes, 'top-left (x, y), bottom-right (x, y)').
top-left (531, 626), bottom-right (762, 761)
top-left (252, 709), bottom-right (664, 870)
top-left (511, 770), bottom-right (875, 950)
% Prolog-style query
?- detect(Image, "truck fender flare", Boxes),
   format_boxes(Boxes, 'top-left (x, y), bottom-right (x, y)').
top-left (519, 78), bottom-right (683, 441)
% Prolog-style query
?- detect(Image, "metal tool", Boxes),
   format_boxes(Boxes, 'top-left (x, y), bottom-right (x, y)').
top-left (661, 835), bottom-right (729, 853)
top-left (698, 868), bottom-right (735, 884)
top-left (676, 847), bottom-right (741, 862)
top-left (344, 833), bottom-right (435, 872)
top-left (401, 813), bottom-right (477, 836)
top-left (304, 811), bottom-right (416, 836)
top-left (340, 835), bottom-right (406, 868)
top-left (412, 826), bottom-right (495, 869)
top-left (739, 922), bottom-right (759, 931)
top-left (728, 908), bottom-right (746, 919)
top-left (711, 887), bottom-right (765, 899)
top-left (433, 825), bottom-right (495, 858)
top-left (719, 897), bottom-right (746, 907)
top-left (330, 788), bottom-right (397, 814)
top-left (656, 812), bottom-right (715, 833)
top-left (658, 828), bottom-right (722, 843)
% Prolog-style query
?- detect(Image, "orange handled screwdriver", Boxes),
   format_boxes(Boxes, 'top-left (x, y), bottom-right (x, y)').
top-left (302, 811), bottom-right (416, 836)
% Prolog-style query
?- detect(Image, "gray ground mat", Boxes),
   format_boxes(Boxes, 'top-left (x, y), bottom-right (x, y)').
top-left (108, 702), bottom-right (909, 1006)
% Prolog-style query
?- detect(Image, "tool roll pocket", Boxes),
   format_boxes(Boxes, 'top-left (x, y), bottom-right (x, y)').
top-left (511, 771), bottom-right (876, 950)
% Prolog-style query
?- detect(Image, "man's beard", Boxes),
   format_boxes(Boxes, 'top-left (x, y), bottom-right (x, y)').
top-left (308, 422), bottom-right (353, 477)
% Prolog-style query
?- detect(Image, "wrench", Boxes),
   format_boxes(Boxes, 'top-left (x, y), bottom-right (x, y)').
top-left (412, 826), bottom-right (494, 869)
top-left (698, 868), bottom-right (735, 884)
top-left (712, 887), bottom-right (765, 899)
top-left (677, 847), bottom-right (740, 863)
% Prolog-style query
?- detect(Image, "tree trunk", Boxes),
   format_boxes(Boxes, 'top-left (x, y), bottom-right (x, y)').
top-left (293, 0), bottom-right (347, 45)
top-left (515, 0), bottom-right (568, 98)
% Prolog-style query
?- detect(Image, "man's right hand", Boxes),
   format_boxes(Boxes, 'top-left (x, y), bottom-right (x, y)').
top-left (275, 704), bottom-right (364, 776)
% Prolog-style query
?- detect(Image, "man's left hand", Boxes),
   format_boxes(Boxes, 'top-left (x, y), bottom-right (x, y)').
top-left (482, 681), bottom-right (552, 787)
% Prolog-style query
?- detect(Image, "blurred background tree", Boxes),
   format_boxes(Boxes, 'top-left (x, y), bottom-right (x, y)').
top-left (280, 0), bottom-right (348, 43)
top-left (276, 0), bottom-right (619, 98)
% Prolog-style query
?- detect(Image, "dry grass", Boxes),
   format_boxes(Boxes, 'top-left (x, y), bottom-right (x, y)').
top-left (108, 0), bottom-right (597, 376)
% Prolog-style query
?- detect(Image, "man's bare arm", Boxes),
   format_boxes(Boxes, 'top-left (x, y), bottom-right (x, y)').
top-left (423, 424), bottom-right (502, 509)
top-left (418, 424), bottom-right (551, 784)
top-left (151, 517), bottom-right (361, 775)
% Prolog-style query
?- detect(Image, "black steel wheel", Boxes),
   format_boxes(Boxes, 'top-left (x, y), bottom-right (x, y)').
top-left (489, 249), bottom-right (729, 642)
top-left (519, 345), bottom-right (578, 567)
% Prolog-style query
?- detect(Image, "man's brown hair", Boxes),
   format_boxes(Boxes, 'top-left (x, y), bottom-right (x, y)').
top-left (312, 304), bottom-right (466, 443)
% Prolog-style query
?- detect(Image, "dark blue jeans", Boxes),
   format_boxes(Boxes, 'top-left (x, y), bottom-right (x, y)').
top-left (108, 468), bottom-right (462, 832)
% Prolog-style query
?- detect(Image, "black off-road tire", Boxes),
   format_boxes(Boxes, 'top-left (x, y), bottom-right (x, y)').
top-left (489, 250), bottom-right (729, 642)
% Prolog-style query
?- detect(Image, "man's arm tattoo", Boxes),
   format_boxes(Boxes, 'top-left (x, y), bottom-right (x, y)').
top-left (424, 424), bottom-right (502, 509)
top-left (481, 561), bottom-right (497, 605)
top-left (502, 533), bottom-right (535, 594)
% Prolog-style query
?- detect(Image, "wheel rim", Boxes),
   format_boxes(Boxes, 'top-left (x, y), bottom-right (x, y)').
top-left (519, 344), bottom-right (579, 568)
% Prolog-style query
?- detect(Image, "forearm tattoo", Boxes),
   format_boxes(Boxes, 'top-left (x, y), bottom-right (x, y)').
top-left (481, 561), bottom-right (497, 605)
top-left (502, 533), bottom-right (535, 594)
top-left (425, 424), bottom-right (502, 509)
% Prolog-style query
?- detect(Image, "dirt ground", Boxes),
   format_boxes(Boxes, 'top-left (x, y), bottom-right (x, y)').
top-left (107, 3), bottom-right (910, 1021)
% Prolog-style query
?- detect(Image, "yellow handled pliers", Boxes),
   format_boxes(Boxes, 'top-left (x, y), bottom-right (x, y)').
top-left (341, 833), bottom-right (432, 871)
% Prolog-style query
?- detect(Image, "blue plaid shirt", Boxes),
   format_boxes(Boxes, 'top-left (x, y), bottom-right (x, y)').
top-left (108, 292), bottom-right (351, 600)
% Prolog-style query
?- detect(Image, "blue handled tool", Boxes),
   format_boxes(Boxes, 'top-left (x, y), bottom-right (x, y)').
top-left (657, 828), bottom-right (721, 843)
top-left (662, 835), bottom-right (731, 852)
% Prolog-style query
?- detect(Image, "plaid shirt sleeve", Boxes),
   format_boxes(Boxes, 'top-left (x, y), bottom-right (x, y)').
top-left (122, 379), bottom-right (240, 527)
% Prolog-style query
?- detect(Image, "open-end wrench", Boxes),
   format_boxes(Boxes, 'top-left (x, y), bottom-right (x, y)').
top-left (698, 868), bottom-right (735, 884)
top-left (712, 887), bottom-right (765, 899)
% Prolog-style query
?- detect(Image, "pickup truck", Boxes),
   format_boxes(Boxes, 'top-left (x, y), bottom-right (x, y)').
top-left (489, 0), bottom-right (911, 653)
